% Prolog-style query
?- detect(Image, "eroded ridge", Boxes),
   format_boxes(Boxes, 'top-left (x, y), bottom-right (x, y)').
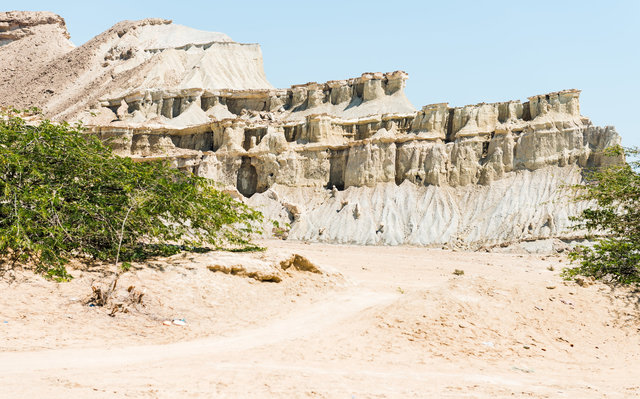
top-left (91, 84), bottom-right (618, 191)
top-left (0, 12), bottom-right (623, 246)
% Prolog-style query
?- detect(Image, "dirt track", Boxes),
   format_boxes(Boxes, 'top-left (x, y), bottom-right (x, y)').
top-left (1, 240), bottom-right (639, 398)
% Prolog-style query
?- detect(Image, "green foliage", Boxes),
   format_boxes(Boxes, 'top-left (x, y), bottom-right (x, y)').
top-left (564, 146), bottom-right (640, 284)
top-left (271, 220), bottom-right (291, 240)
top-left (0, 110), bottom-right (262, 279)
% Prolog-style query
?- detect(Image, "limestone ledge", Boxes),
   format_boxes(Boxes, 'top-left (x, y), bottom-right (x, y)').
top-left (0, 11), bottom-right (70, 42)
top-left (97, 71), bottom-right (410, 121)
top-left (91, 86), bottom-right (620, 197)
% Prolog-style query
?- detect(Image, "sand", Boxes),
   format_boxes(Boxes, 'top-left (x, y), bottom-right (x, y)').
top-left (1, 240), bottom-right (638, 398)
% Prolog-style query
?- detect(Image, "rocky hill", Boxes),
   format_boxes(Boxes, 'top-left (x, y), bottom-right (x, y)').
top-left (0, 11), bottom-right (622, 248)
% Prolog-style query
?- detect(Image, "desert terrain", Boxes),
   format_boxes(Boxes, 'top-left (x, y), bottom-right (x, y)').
top-left (1, 10), bottom-right (638, 399)
top-left (1, 240), bottom-right (638, 398)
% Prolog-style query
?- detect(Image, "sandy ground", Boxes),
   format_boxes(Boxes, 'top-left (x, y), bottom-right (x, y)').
top-left (1, 239), bottom-right (639, 398)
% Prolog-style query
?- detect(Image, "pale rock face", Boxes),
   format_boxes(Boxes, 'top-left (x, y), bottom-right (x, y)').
top-left (410, 103), bottom-right (448, 139)
top-left (248, 165), bottom-right (587, 247)
top-left (219, 122), bottom-right (246, 153)
top-left (514, 125), bottom-right (586, 170)
top-left (528, 90), bottom-right (580, 119)
top-left (451, 103), bottom-right (499, 138)
top-left (249, 127), bottom-right (288, 154)
top-left (0, 13), bottom-right (272, 120)
top-left (303, 115), bottom-right (344, 144)
top-left (0, 11), bottom-right (70, 43)
top-left (328, 81), bottom-right (351, 104)
top-left (87, 74), bottom-right (619, 196)
top-left (583, 125), bottom-right (623, 167)
top-left (362, 77), bottom-right (385, 102)
top-left (1, 12), bottom-right (625, 247)
top-left (344, 142), bottom-right (397, 188)
top-left (395, 141), bottom-right (449, 186)
top-left (254, 150), bottom-right (331, 190)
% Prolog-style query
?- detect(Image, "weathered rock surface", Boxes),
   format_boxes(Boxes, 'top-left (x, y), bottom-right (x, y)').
top-left (0, 12), bottom-right (623, 248)
top-left (202, 251), bottom-right (335, 282)
top-left (250, 165), bottom-right (588, 247)
top-left (0, 11), bottom-right (69, 43)
top-left (0, 13), bottom-right (271, 122)
top-left (0, 11), bottom-right (74, 109)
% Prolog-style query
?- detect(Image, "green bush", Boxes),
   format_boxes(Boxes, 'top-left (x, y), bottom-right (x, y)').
top-left (564, 146), bottom-right (640, 284)
top-left (0, 110), bottom-right (262, 280)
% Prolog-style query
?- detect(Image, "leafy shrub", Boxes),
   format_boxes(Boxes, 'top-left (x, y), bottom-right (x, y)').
top-left (271, 220), bottom-right (290, 240)
top-left (0, 110), bottom-right (262, 279)
top-left (564, 146), bottom-right (640, 284)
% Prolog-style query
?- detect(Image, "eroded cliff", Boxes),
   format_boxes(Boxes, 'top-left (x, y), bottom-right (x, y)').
top-left (91, 81), bottom-right (618, 192)
top-left (0, 12), bottom-right (623, 248)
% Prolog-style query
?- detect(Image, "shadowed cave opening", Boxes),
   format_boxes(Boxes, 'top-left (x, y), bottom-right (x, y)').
top-left (237, 157), bottom-right (258, 197)
top-left (445, 108), bottom-right (456, 143)
top-left (326, 149), bottom-right (347, 191)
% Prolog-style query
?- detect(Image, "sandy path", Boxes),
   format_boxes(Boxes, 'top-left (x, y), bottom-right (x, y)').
top-left (1, 240), bottom-right (639, 398)
top-left (0, 289), bottom-right (397, 374)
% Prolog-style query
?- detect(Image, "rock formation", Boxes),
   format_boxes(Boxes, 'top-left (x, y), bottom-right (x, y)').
top-left (0, 12), bottom-right (623, 248)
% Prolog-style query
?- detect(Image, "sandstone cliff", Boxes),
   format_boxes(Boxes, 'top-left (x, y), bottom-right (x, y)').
top-left (0, 12), bottom-right (623, 248)
top-left (0, 12), bottom-right (272, 121)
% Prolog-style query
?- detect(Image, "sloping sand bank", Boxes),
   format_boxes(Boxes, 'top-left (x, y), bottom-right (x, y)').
top-left (1, 240), bottom-right (638, 398)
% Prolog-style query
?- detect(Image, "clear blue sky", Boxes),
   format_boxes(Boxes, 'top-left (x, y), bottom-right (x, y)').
top-left (14, 0), bottom-right (640, 147)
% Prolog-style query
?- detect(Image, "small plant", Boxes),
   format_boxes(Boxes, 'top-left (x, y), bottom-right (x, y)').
top-left (396, 287), bottom-right (405, 294)
top-left (547, 265), bottom-right (555, 272)
top-left (453, 269), bottom-right (465, 276)
top-left (564, 146), bottom-right (640, 285)
top-left (271, 220), bottom-right (291, 240)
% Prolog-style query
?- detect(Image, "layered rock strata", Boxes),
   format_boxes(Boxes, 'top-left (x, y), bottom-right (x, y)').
top-left (0, 12), bottom-right (623, 248)
top-left (0, 12), bottom-right (272, 121)
top-left (90, 81), bottom-right (621, 249)
top-left (92, 86), bottom-right (618, 192)
top-left (0, 11), bottom-right (69, 44)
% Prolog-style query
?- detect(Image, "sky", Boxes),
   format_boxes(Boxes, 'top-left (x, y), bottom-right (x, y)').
top-left (13, 0), bottom-right (640, 147)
